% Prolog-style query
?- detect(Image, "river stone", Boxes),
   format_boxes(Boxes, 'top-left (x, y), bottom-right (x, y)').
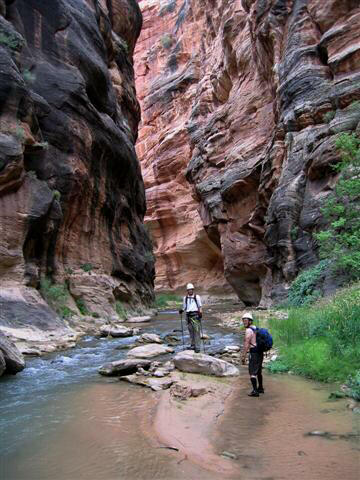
top-left (127, 344), bottom-right (174, 359)
top-left (98, 358), bottom-right (152, 376)
top-left (138, 333), bottom-right (163, 344)
top-left (119, 374), bottom-right (173, 391)
top-left (109, 326), bottom-right (135, 338)
top-left (0, 331), bottom-right (25, 374)
top-left (126, 316), bottom-right (152, 323)
top-left (223, 345), bottom-right (240, 353)
top-left (173, 350), bottom-right (239, 377)
top-left (0, 351), bottom-right (5, 376)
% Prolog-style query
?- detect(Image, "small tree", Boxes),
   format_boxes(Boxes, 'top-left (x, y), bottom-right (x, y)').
top-left (315, 133), bottom-right (360, 278)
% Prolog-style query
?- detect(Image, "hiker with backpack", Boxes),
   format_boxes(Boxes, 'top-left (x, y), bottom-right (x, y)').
top-left (179, 283), bottom-right (202, 353)
top-left (241, 312), bottom-right (272, 397)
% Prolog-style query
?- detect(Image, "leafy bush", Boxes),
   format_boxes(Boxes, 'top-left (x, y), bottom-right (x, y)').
top-left (40, 278), bottom-right (72, 319)
top-left (269, 284), bottom-right (360, 383)
top-left (315, 133), bottom-right (360, 280)
top-left (287, 260), bottom-right (329, 307)
top-left (0, 31), bottom-right (23, 51)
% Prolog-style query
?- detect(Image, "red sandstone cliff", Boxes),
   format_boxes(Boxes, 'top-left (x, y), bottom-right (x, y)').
top-left (0, 0), bottom-right (154, 348)
top-left (135, 0), bottom-right (360, 304)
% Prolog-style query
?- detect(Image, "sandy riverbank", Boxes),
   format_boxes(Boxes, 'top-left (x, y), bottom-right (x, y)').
top-left (147, 368), bottom-right (359, 479)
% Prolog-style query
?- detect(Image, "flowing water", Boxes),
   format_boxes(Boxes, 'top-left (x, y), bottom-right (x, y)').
top-left (0, 307), bottom-right (359, 479)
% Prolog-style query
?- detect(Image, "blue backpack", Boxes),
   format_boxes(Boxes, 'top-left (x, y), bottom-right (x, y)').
top-left (251, 327), bottom-right (273, 352)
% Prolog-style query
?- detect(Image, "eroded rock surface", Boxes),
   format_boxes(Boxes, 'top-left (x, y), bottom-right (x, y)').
top-left (0, 0), bottom-right (154, 347)
top-left (98, 358), bottom-right (151, 376)
top-left (135, 0), bottom-right (360, 304)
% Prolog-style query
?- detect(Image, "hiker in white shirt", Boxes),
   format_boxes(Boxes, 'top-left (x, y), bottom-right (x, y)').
top-left (179, 283), bottom-right (202, 353)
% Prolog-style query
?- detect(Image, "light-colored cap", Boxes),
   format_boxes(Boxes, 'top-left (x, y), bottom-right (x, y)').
top-left (242, 311), bottom-right (253, 321)
top-left (186, 283), bottom-right (194, 290)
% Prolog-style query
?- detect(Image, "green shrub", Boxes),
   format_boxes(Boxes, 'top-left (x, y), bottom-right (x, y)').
top-left (287, 260), bottom-right (329, 307)
top-left (40, 278), bottom-right (72, 319)
top-left (53, 190), bottom-right (61, 201)
top-left (0, 31), bottom-right (23, 51)
top-left (315, 133), bottom-right (360, 280)
top-left (323, 110), bottom-right (335, 123)
top-left (75, 298), bottom-right (89, 316)
top-left (347, 370), bottom-right (360, 400)
top-left (80, 263), bottom-right (93, 272)
top-left (154, 293), bottom-right (182, 309)
top-left (160, 33), bottom-right (173, 49)
top-left (266, 359), bottom-right (290, 374)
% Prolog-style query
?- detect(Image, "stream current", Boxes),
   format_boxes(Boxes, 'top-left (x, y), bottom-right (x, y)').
top-left (0, 306), bottom-right (359, 479)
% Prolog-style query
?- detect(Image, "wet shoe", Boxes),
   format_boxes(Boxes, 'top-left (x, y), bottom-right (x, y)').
top-left (248, 390), bottom-right (259, 397)
top-left (258, 388), bottom-right (265, 394)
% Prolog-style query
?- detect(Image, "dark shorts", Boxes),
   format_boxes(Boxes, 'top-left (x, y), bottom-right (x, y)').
top-left (249, 350), bottom-right (263, 376)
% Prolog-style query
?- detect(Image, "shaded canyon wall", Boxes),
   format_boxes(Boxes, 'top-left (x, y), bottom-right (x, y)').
top-left (135, 0), bottom-right (360, 304)
top-left (0, 0), bottom-right (154, 346)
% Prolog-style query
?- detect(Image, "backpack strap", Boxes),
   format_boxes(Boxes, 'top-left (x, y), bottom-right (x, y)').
top-left (185, 294), bottom-right (200, 312)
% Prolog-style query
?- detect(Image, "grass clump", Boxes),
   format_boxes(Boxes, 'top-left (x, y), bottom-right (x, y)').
top-left (154, 293), bottom-right (182, 309)
top-left (115, 301), bottom-right (128, 320)
top-left (268, 284), bottom-right (360, 383)
top-left (40, 278), bottom-right (73, 319)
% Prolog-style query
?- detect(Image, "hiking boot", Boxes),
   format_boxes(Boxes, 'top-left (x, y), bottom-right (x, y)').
top-left (248, 390), bottom-right (259, 397)
top-left (258, 387), bottom-right (265, 394)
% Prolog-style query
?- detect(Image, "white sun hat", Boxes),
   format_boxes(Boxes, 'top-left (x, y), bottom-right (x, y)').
top-left (186, 283), bottom-right (194, 290)
top-left (242, 311), bottom-right (253, 321)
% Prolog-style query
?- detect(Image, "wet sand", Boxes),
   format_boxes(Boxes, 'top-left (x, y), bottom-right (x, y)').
top-left (152, 368), bottom-right (360, 479)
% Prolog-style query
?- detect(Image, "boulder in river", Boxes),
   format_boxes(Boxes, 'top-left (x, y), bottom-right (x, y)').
top-left (98, 358), bottom-right (152, 376)
top-left (119, 374), bottom-right (174, 391)
top-left (0, 331), bottom-right (25, 375)
top-left (173, 350), bottom-right (239, 377)
top-left (137, 333), bottom-right (163, 344)
top-left (127, 344), bottom-right (174, 359)
top-left (100, 325), bottom-right (136, 338)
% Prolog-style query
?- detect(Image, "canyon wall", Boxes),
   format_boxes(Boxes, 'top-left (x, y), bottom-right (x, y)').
top-left (0, 0), bottom-right (154, 348)
top-left (135, 0), bottom-right (360, 304)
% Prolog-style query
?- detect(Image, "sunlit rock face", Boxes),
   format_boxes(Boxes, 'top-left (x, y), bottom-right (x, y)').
top-left (0, 0), bottom-right (154, 339)
top-left (135, 0), bottom-right (360, 304)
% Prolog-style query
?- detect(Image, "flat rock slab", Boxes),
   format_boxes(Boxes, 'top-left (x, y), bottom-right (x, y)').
top-left (119, 374), bottom-right (174, 391)
top-left (137, 333), bottom-right (162, 344)
top-left (173, 350), bottom-right (239, 377)
top-left (98, 358), bottom-right (151, 376)
top-left (0, 331), bottom-right (25, 375)
top-left (127, 343), bottom-right (174, 359)
top-left (126, 316), bottom-right (151, 323)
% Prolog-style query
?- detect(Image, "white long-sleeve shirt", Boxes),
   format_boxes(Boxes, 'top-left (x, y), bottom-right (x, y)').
top-left (183, 294), bottom-right (202, 313)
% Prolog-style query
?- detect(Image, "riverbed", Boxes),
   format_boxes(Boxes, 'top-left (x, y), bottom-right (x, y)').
top-left (0, 307), bottom-right (359, 479)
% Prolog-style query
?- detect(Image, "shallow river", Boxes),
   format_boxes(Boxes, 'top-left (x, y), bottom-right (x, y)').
top-left (0, 307), bottom-right (359, 479)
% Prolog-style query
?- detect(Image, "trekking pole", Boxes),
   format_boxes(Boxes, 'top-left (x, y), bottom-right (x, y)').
top-left (180, 312), bottom-right (185, 350)
top-left (200, 319), bottom-right (206, 353)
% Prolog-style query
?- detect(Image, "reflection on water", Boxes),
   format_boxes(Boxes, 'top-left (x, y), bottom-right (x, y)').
top-left (0, 307), bottom-right (359, 479)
